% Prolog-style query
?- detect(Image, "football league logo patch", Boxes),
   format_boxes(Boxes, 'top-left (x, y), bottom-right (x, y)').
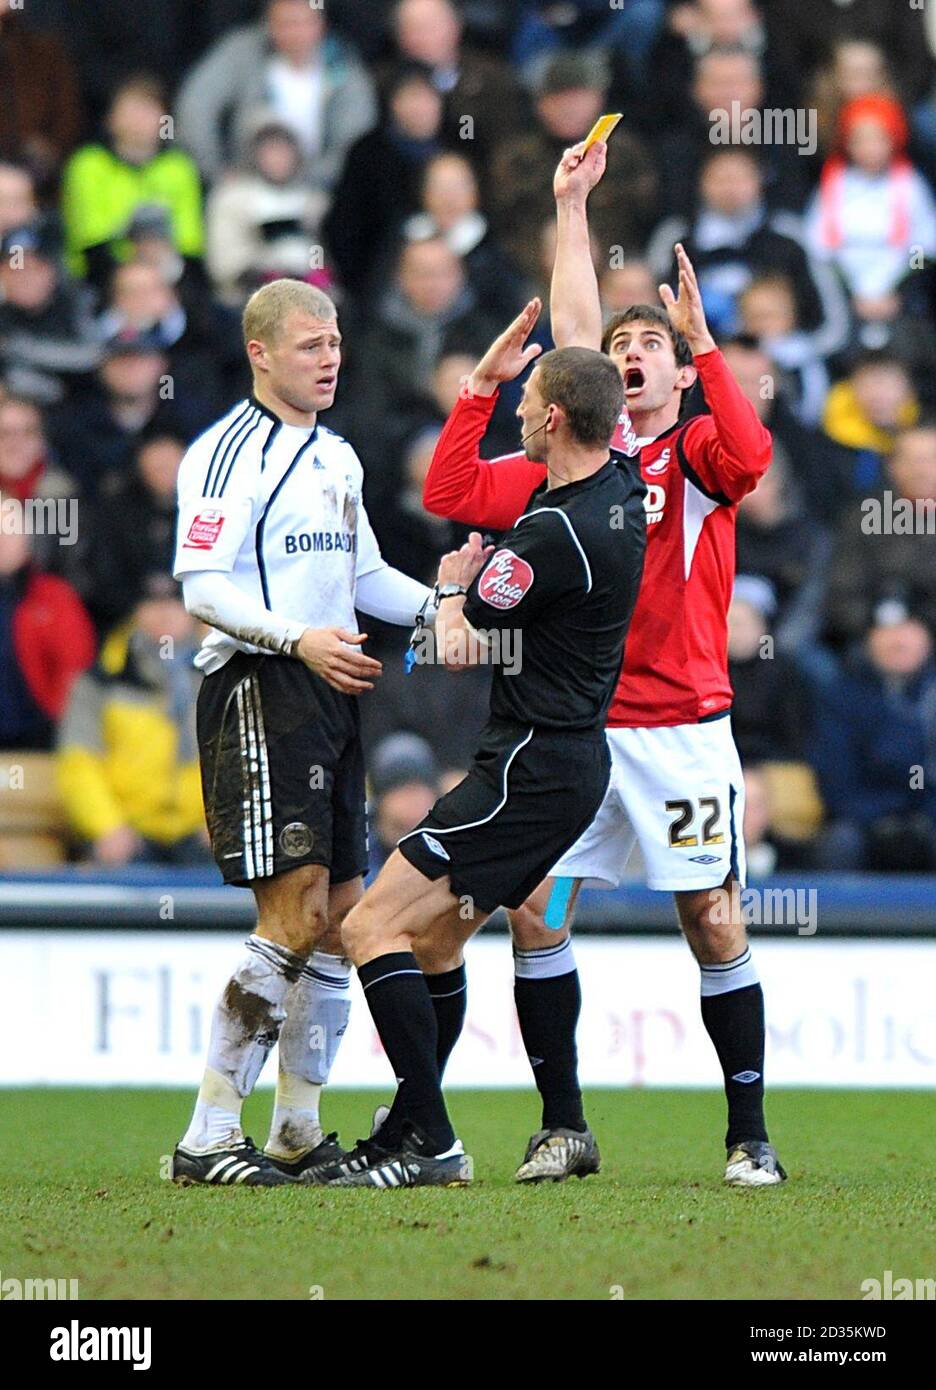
top-left (477, 549), bottom-right (534, 610)
top-left (183, 509), bottom-right (225, 550)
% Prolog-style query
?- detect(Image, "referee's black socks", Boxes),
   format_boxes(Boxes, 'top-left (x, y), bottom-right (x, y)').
top-left (514, 938), bottom-right (587, 1133)
top-left (426, 963), bottom-right (467, 1075)
top-left (357, 952), bottom-right (456, 1154)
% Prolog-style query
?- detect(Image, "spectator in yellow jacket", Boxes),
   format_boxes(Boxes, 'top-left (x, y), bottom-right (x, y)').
top-left (61, 75), bottom-right (204, 288)
top-left (822, 349), bottom-right (919, 455)
top-left (56, 574), bottom-right (210, 867)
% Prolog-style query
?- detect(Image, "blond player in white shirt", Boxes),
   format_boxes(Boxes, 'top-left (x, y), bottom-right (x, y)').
top-left (170, 280), bottom-right (433, 1186)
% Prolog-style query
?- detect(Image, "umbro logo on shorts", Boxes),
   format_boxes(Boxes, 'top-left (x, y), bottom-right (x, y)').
top-left (689, 854), bottom-right (721, 864)
top-left (421, 833), bottom-right (450, 860)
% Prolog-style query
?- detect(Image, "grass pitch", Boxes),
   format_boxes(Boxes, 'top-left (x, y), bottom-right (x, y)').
top-left (1, 1088), bottom-right (933, 1301)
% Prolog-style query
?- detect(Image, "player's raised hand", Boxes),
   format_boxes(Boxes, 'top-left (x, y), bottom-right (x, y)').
top-left (437, 531), bottom-right (494, 591)
top-left (553, 140), bottom-right (607, 203)
top-left (658, 243), bottom-right (716, 355)
top-left (296, 626), bottom-right (383, 695)
top-left (468, 299), bottom-right (543, 396)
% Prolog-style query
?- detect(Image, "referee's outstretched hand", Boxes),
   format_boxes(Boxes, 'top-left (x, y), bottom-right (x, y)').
top-left (554, 139), bottom-right (606, 204)
top-left (296, 626), bottom-right (382, 695)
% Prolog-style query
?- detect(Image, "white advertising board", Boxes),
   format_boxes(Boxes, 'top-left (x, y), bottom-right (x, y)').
top-left (1, 932), bottom-right (934, 1087)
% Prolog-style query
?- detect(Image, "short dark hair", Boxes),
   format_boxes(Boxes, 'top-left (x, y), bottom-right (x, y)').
top-left (382, 59), bottom-right (437, 104)
top-left (601, 304), bottom-right (693, 368)
top-left (111, 73), bottom-right (165, 110)
top-left (852, 347), bottom-right (909, 377)
top-left (719, 333), bottom-right (763, 354)
top-left (696, 42), bottom-right (762, 75)
top-left (888, 419), bottom-right (936, 456)
top-left (534, 347), bottom-right (624, 447)
top-left (699, 144), bottom-right (763, 177)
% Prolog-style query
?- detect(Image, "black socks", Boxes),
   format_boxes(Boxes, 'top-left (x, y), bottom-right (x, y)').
top-left (700, 981), bottom-right (768, 1148)
top-left (358, 952), bottom-right (455, 1153)
top-left (514, 967), bottom-right (586, 1133)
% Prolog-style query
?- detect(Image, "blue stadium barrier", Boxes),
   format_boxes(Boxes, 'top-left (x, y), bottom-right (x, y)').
top-left (0, 869), bottom-right (933, 934)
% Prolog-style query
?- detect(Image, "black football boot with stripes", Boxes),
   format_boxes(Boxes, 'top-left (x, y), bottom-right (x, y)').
top-left (305, 1104), bottom-right (392, 1185)
top-left (171, 1136), bottom-right (295, 1186)
top-left (324, 1122), bottom-right (473, 1188)
top-left (263, 1131), bottom-right (349, 1183)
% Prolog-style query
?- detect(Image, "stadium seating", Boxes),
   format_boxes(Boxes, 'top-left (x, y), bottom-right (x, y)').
top-left (0, 753), bottom-right (67, 868)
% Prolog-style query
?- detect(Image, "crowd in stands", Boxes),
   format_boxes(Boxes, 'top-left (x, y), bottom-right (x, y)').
top-left (1, 0), bottom-right (935, 876)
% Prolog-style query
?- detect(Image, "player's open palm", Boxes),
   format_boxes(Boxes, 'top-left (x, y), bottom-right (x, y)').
top-left (296, 626), bottom-right (382, 695)
top-left (553, 140), bottom-right (606, 202)
top-left (469, 299), bottom-right (543, 394)
top-left (658, 242), bottom-right (716, 354)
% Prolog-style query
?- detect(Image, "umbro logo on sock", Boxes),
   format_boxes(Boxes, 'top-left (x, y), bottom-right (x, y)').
top-left (732, 1070), bottom-right (761, 1084)
top-left (528, 1055), bottom-right (544, 1067)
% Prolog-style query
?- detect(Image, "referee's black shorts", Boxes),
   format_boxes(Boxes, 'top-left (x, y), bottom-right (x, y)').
top-left (196, 651), bottom-right (367, 888)
top-left (397, 718), bottom-right (611, 913)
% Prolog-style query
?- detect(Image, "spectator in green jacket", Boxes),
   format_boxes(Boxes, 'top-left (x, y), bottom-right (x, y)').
top-left (61, 75), bottom-right (204, 287)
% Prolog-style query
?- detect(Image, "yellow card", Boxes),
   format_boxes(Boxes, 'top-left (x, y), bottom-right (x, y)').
top-left (582, 113), bottom-right (623, 152)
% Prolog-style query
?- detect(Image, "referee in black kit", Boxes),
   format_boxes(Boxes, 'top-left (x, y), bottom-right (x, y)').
top-left (329, 298), bottom-right (647, 1188)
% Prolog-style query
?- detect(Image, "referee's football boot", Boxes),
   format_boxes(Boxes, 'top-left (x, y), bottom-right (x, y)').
top-left (307, 1105), bottom-right (393, 1185)
top-left (325, 1122), bottom-right (473, 1188)
top-left (171, 1136), bottom-right (295, 1187)
top-left (514, 1126), bottom-right (601, 1183)
top-left (724, 1139), bottom-right (787, 1187)
top-left (263, 1131), bottom-right (350, 1184)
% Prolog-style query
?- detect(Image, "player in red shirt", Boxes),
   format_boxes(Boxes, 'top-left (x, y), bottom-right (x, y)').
top-left (423, 140), bottom-right (785, 1187)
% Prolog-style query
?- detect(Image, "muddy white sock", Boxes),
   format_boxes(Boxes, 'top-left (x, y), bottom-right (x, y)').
top-left (180, 935), bottom-right (302, 1152)
top-left (266, 951), bottom-right (352, 1158)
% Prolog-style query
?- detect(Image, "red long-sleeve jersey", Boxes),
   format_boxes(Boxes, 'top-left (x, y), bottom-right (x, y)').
top-left (423, 349), bottom-right (772, 727)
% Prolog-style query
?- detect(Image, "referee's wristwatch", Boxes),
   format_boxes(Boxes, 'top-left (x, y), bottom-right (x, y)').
top-left (434, 583), bottom-right (468, 602)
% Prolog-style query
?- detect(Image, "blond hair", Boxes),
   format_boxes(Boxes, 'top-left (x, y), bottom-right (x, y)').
top-left (242, 279), bottom-right (337, 348)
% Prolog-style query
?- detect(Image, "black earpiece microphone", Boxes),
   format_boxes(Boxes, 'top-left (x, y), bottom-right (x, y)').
top-left (520, 409), bottom-right (552, 446)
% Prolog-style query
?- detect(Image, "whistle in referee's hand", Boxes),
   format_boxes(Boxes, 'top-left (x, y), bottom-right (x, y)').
top-left (405, 610), bottom-right (426, 674)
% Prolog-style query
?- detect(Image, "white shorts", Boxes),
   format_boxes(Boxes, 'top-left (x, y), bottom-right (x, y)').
top-left (550, 716), bottom-right (746, 892)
